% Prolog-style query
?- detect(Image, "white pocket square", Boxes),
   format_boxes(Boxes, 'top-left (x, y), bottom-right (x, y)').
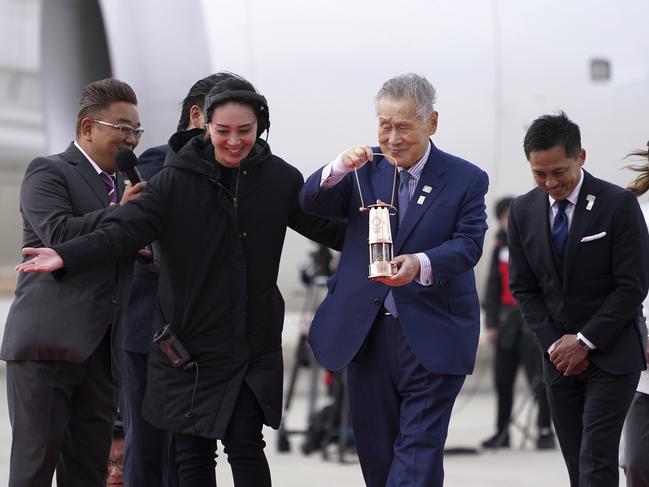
top-left (580, 231), bottom-right (606, 243)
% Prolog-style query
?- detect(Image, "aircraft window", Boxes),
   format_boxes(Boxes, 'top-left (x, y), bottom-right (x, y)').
top-left (590, 58), bottom-right (611, 81)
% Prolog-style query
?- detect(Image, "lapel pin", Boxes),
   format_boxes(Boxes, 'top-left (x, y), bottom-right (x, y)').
top-left (586, 194), bottom-right (595, 211)
top-left (417, 195), bottom-right (426, 205)
top-left (422, 185), bottom-right (432, 194)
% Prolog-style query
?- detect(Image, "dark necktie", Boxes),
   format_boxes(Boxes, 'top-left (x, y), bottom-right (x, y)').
top-left (384, 170), bottom-right (413, 317)
top-left (100, 172), bottom-right (117, 205)
top-left (552, 199), bottom-right (569, 258)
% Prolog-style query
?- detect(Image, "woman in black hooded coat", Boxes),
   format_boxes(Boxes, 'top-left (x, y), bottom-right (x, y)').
top-left (19, 75), bottom-right (344, 486)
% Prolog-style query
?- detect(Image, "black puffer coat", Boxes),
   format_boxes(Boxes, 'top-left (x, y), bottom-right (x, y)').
top-left (56, 130), bottom-right (344, 438)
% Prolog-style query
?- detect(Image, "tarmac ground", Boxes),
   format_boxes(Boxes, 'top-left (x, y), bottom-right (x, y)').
top-left (0, 297), bottom-right (628, 486)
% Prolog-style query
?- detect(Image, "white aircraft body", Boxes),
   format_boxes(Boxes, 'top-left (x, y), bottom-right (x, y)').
top-left (7, 0), bottom-right (649, 306)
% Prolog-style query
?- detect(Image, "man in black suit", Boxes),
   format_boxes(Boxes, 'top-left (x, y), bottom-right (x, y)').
top-left (119, 73), bottom-right (233, 487)
top-left (508, 112), bottom-right (649, 486)
top-left (1, 78), bottom-right (145, 487)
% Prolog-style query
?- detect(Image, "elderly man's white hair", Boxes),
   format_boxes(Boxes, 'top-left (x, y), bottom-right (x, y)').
top-left (375, 73), bottom-right (437, 120)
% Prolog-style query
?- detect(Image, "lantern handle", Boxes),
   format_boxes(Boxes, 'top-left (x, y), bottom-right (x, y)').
top-left (353, 152), bottom-right (400, 211)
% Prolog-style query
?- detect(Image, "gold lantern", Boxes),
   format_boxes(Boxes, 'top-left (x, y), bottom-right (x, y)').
top-left (353, 153), bottom-right (400, 279)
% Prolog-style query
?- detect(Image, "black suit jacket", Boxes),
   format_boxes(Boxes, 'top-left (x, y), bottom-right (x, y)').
top-left (508, 170), bottom-right (649, 381)
top-left (0, 143), bottom-right (133, 379)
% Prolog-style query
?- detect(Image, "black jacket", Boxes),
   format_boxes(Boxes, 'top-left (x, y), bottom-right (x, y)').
top-left (482, 229), bottom-right (507, 329)
top-left (508, 170), bottom-right (649, 381)
top-left (55, 130), bottom-right (345, 438)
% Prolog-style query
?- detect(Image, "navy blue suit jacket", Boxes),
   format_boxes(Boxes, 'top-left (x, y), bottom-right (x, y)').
top-left (299, 143), bottom-right (489, 375)
top-left (121, 145), bottom-right (166, 353)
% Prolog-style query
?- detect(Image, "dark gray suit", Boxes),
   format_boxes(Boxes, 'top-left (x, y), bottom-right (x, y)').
top-left (1, 143), bottom-right (132, 487)
top-left (509, 170), bottom-right (649, 486)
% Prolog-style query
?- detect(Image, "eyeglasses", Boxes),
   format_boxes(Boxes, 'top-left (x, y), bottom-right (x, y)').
top-left (107, 459), bottom-right (123, 472)
top-left (92, 119), bottom-right (144, 139)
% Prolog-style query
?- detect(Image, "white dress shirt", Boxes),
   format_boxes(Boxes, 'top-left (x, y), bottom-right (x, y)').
top-left (74, 141), bottom-right (114, 177)
top-left (547, 169), bottom-right (596, 352)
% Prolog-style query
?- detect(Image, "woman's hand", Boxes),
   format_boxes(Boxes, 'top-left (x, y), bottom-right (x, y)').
top-left (15, 247), bottom-right (64, 273)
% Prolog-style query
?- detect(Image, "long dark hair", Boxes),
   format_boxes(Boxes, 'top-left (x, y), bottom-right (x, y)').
top-left (203, 75), bottom-right (270, 137)
top-left (176, 72), bottom-right (236, 131)
top-left (626, 142), bottom-right (649, 196)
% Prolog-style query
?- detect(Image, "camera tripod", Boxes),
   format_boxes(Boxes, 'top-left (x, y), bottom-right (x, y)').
top-left (276, 275), bottom-right (353, 463)
top-left (276, 275), bottom-right (325, 452)
top-left (485, 374), bottom-right (545, 451)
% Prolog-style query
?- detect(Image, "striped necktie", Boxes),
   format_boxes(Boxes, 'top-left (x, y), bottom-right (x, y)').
top-left (100, 172), bottom-right (117, 205)
top-left (398, 170), bottom-right (412, 225)
top-left (383, 170), bottom-right (413, 317)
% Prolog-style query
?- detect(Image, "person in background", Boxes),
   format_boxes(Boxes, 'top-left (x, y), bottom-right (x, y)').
top-left (300, 73), bottom-right (489, 487)
top-left (481, 196), bottom-right (555, 450)
top-left (508, 112), bottom-right (649, 486)
top-left (15, 73), bottom-right (344, 487)
top-left (119, 72), bottom-right (235, 487)
top-left (107, 419), bottom-right (125, 487)
top-left (621, 143), bottom-right (649, 487)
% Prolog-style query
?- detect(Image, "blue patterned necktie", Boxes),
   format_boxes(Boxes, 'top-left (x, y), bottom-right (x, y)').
top-left (100, 172), bottom-right (117, 205)
top-left (552, 199), bottom-right (569, 258)
top-left (398, 170), bottom-right (412, 225)
top-left (384, 170), bottom-right (413, 317)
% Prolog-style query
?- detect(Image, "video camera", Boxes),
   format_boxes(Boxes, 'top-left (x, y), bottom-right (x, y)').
top-left (299, 245), bottom-right (334, 287)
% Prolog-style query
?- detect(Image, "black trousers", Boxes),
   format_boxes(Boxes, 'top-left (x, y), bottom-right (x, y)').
top-left (6, 330), bottom-right (117, 487)
top-left (174, 382), bottom-right (271, 487)
top-left (493, 329), bottom-right (552, 433)
top-left (547, 364), bottom-right (639, 487)
top-left (120, 349), bottom-right (179, 487)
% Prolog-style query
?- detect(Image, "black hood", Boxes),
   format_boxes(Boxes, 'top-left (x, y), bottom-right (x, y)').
top-left (164, 129), bottom-right (272, 179)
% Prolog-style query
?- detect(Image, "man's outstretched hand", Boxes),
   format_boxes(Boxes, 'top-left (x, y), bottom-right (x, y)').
top-left (15, 247), bottom-right (64, 273)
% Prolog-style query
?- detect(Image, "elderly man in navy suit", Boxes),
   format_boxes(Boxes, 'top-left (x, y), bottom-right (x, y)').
top-left (300, 73), bottom-right (489, 487)
top-left (508, 112), bottom-right (649, 486)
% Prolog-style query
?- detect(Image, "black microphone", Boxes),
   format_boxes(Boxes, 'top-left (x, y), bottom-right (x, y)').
top-left (115, 148), bottom-right (142, 184)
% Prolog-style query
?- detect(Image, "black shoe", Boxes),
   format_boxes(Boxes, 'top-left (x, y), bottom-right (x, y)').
top-left (536, 431), bottom-right (556, 450)
top-left (481, 432), bottom-right (510, 449)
